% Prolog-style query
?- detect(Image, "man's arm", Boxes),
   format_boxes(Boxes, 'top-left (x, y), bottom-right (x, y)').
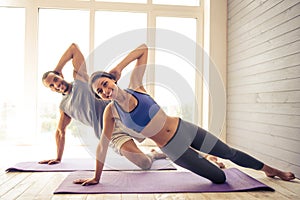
top-left (39, 110), bottom-right (71, 165)
top-left (54, 43), bottom-right (89, 82)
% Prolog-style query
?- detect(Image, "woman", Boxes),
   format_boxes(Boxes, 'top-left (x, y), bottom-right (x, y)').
top-left (74, 44), bottom-right (295, 186)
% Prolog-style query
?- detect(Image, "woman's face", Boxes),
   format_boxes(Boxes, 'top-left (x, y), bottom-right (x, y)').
top-left (92, 76), bottom-right (118, 100)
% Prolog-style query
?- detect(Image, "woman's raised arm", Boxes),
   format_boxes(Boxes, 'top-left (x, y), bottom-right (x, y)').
top-left (109, 44), bottom-right (148, 91)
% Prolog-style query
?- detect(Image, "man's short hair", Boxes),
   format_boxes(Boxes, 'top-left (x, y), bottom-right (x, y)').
top-left (42, 71), bottom-right (61, 82)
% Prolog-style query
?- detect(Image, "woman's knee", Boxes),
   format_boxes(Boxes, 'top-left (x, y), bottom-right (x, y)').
top-left (174, 148), bottom-right (226, 184)
top-left (210, 170), bottom-right (226, 184)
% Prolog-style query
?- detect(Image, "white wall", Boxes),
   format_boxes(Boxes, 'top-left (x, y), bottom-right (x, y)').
top-left (227, 0), bottom-right (300, 177)
top-left (204, 0), bottom-right (227, 141)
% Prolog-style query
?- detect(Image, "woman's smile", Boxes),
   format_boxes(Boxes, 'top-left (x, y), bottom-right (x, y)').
top-left (105, 89), bottom-right (113, 99)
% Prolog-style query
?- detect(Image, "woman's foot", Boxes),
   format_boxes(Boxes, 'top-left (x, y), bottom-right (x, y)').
top-left (262, 164), bottom-right (295, 181)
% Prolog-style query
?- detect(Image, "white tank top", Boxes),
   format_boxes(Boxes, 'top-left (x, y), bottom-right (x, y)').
top-left (59, 80), bottom-right (109, 138)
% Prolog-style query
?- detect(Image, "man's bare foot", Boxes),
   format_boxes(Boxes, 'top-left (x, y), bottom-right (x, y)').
top-left (262, 164), bottom-right (295, 181)
top-left (205, 155), bottom-right (226, 169)
top-left (149, 149), bottom-right (167, 160)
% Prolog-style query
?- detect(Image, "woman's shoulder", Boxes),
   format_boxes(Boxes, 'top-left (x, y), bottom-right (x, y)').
top-left (105, 101), bottom-right (114, 110)
top-left (127, 86), bottom-right (147, 94)
top-left (104, 101), bottom-right (119, 118)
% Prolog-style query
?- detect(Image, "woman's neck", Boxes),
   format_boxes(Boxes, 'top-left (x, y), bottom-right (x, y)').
top-left (115, 88), bottom-right (137, 112)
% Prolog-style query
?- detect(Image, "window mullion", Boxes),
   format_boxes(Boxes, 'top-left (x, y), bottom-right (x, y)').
top-left (89, 0), bottom-right (96, 74)
top-left (24, 1), bottom-right (39, 140)
top-left (146, 6), bottom-right (156, 97)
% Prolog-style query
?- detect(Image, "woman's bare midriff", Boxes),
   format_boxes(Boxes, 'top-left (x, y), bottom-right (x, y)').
top-left (141, 108), bottom-right (179, 147)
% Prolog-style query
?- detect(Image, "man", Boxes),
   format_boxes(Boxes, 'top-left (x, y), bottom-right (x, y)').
top-left (40, 43), bottom-right (166, 169)
top-left (40, 43), bottom-right (224, 169)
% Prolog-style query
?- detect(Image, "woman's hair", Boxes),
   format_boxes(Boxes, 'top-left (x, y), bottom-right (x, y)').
top-left (89, 71), bottom-right (116, 100)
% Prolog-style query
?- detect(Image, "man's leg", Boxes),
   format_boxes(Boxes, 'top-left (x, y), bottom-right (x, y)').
top-left (121, 139), bottom-right (224, 170)
top-left (121, 139), bottom-right (153, 170)
top-left (112, 132), bottom-right (225, 170)
top-left (110, 133), bottom-right (166, 170)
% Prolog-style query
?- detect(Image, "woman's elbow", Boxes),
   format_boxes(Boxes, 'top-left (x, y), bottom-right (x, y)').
top-left (140, 43), bottom-right (148, 50)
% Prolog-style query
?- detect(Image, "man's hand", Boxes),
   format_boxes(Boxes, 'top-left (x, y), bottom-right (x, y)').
top-left (55, 70), bottom-right (64, 79)
top-left (38, 159), bottom-right (61, 165)
top-left (73, 177), bottom-right (99, 186)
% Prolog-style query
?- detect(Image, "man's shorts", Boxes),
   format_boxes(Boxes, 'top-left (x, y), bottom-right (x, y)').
top-left (109, 120), bottom-right (145, 155)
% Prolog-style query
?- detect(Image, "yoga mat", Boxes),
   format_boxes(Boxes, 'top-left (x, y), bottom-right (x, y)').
top-left (6, 158), bottom-right (175, 172)
top-left (6, 148), bottom-right (175, 172)
top-left (54, 168), bottom-right (274, 194)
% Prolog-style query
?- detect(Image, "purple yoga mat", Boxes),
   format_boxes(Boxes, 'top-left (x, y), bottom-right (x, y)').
top-left (54, 168), bottom-right (274, 194)
top-left (6, 158), bottom-right (176, 172)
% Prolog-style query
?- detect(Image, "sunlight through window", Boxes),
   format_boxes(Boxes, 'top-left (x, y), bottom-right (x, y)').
top-left (0, 7), bottom-right (25, 142)
top-left (155, 16), bottom-right (197, 123)
top-left (38, 9), bottom-right (89, 145)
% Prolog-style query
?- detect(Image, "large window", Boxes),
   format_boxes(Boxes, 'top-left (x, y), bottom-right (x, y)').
top-left (0, 0), bottom-right (203, 146)
top-left (38, 9), bottom-right (89, 144)
top-left (155, 16), bottom-right (197, 123)
top-left (0, 7), bottom-right (25, 142)
top-left (153, 0), bottom-right (200, 6)
top-left (94, 11), bottom-right (147, 82)
top-left (96, 0), bottom-right (146, 3)
top-left (95, 11), bottom-right (147, 47)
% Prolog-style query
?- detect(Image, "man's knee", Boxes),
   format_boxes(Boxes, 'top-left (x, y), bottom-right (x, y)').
top-left (120, 139), bottom-right (152, 170)
top-left (137, 156), bottom-right (152, 170)
top-left (122, 150), bottom-right (152, 170)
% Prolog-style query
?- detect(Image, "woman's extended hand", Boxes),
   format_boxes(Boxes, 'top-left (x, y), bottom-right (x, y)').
top-left (73, 177), bottom-right (99, 186)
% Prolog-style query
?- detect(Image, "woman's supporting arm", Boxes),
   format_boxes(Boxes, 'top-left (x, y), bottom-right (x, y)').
top-left (73, 104), bottom-right (115, 186)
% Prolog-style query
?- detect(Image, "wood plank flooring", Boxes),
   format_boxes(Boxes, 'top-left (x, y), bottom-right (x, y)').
top-left (1, 145), bottom-right (299, 200)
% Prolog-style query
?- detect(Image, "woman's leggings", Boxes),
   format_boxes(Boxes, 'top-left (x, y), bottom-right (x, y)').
top-left (161, 119), bottom-right (264, 184)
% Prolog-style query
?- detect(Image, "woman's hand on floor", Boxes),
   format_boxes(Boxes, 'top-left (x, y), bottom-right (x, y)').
top-left (38, 159), bottom-right (61, 165)
top-left (73, 177), bottom-right (99, 186)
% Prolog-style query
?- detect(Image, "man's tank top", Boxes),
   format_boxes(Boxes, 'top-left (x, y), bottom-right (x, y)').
top-left (59, 80), bottom-right (109, 138)
top-left (113, 89), bottom-right (160, 133)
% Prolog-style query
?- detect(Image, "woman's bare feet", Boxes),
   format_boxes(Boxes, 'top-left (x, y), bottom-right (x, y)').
top-left (148, 149), bottom-right (167, 160)
top-left (262, 164), bottom-right (295, 181)
top-left (205, 155), bottom-right (226, 169)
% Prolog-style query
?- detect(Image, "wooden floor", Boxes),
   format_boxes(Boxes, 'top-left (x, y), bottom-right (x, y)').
top-left (0, 144), bottom-right (299, 200)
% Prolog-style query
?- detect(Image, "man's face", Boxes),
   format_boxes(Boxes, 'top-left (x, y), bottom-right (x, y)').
top-left (43, 73), bottom-right (70, 95)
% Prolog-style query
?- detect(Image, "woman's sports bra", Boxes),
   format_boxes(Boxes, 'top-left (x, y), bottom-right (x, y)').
top-left (113, 89), bottom-right (160, 133)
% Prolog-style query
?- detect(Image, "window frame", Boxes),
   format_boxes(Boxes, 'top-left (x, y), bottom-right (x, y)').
top-left (0, 0), bottom-right (204, 137)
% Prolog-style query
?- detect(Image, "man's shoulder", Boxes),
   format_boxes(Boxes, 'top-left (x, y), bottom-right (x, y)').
top-left (73, 79), bottom-right (88, 85)
top-left (72, 79), bottom-right (89, 91)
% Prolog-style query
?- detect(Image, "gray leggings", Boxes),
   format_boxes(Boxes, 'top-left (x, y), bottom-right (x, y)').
top-left (161, 119), bottom-right (264, 184)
